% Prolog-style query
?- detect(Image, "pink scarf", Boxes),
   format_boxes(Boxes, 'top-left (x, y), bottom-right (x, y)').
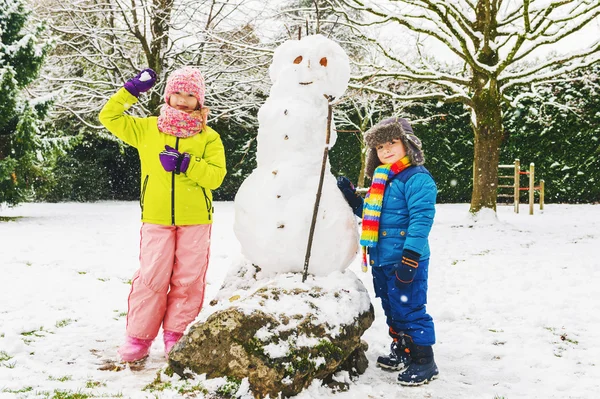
top-left (157, 105), bottom-right (204, 138)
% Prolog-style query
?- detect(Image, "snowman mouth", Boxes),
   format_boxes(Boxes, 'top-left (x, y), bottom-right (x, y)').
top-left (299, 81), bottom-right (313, 85)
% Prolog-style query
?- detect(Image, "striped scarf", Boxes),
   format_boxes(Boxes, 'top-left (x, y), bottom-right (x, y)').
top-left (360, 156), bottom-right (411, 270)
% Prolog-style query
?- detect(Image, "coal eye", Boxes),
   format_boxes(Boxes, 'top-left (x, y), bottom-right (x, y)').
top-left (293, 56), bottom-right (303, 64)
top-left (320, 57), bottom-right (327, 67)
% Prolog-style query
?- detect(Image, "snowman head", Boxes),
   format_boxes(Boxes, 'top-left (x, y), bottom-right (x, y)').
top-left (269, 34), bottom-right (350, 99)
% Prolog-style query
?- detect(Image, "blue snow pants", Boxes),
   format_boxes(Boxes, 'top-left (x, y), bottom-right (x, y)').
top-left (372, 259), bottom-right (435, 346)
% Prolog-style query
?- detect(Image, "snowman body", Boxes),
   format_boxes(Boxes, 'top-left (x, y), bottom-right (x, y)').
top-left (234, 35), bottom-right (359, 277)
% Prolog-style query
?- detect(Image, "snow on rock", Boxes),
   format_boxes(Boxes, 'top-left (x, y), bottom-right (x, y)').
top-left (169, 260), bottom-right (374, 397)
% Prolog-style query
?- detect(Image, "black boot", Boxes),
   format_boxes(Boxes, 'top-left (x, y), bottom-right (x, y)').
top-left (397, 339), bottom-right (439, 385)
top-left (376, 339), bottom-right (411, 371)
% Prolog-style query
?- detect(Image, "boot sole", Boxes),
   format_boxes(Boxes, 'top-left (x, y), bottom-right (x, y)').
top-left (398, 373), bottom-right (439, 386)
top-left (376, 362), bottom-right (408, 372)
top-left (119, 354), bottom-right (149, 363)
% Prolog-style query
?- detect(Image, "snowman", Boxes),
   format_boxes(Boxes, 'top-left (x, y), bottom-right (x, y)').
top-left (233, 34), bottom-right (359, 277)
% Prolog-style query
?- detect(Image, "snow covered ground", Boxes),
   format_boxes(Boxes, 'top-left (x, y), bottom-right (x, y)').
top-left (1, 201), bottom-right (599, 399)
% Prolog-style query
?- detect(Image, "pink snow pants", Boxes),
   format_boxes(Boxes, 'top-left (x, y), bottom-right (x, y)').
top-left (125, 223), bottom-right (211, 339)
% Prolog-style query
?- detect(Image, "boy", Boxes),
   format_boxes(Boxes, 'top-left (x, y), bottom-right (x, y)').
top-left (337, 117), bottom-right (438, 385)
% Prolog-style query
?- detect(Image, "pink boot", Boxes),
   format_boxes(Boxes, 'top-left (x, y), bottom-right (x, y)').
top-left (117, 336), bottom-right (153, 362)
top-left (163, 330), bottom-right (183, 358)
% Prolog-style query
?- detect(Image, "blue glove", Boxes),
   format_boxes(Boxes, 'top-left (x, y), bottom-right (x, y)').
top-left (394, 249), bottom-right (420, 286)
top-left (336, 176), bottom-right (363, 217)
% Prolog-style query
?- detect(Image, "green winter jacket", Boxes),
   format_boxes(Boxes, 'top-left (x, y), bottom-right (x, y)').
top-left (99, 88), bottom-right (227, 226)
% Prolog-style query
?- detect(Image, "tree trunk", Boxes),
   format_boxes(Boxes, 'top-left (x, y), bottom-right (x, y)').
top-left (357, 148), bottom-right (366, 188)
top-left (148, 0), bottom-right (174, 114)
top-left (468, 0), bottom-right (504, 213)
top-left (469, 82), bottom-right (504, 213)
top-left (470, 123), bottom-right (503, 213)
top-left (357, 113), bottom-right (371, 188)
top-left (0, 134), bottom-right (10, 161)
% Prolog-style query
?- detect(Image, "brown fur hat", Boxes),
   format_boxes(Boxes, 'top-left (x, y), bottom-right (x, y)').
top-left (364, 117), bottom-right (424, 179)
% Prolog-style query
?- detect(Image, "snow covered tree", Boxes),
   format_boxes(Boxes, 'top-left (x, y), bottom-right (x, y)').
top-left (0, 0), bottom-right (49, 206)
top-left (28, 0), bottom-right (274, 201)
top-left (31, 0), bottom-right (175, 119)
top-left (329, 0), bottom-right (600, 212)
top-left (31, 0), bottom-right (271, 124)
top-left (276, 0), bottom-right (349, 37)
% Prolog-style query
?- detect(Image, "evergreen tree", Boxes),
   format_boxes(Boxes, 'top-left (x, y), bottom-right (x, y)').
top-left (0, 0), bottom-right (48, 206)
top-left (504, 65), bottom-right (600, 204)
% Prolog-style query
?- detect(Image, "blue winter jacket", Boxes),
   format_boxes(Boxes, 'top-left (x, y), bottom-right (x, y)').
top-left (364, 166), bottom-right (437, 267)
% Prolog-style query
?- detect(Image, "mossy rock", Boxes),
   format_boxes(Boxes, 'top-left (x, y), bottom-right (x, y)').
top-left (169, 280), bottom-right (374, 398)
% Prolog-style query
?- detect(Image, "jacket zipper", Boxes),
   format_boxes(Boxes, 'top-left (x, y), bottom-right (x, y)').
top-left (140, 174), bottom-right (149, 218)
top-left (201, 187), bottom-right (212, 221)
top-left (171, 138), bottom-right (180, 225)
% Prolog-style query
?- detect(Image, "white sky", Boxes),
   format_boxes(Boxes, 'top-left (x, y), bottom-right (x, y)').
top-left (417, 20), bottom-right (600, 63)
top-left (1, 201), bottom-right (599, 398)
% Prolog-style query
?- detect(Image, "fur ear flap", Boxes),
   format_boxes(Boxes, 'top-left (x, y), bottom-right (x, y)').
top-left (404, 133), bottom-right (422, 149)
top-left (403, 133), bottom-right (424, 165)
top-left (364, 147), bottom-right (381, 179)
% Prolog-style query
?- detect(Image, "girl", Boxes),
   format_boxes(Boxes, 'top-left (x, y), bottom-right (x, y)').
top-left (337, 117), bottom-right (438, 385)
top-left (99, 67), bottom-right (226, 362)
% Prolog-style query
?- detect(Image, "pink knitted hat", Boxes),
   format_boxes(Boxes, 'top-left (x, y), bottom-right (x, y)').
top-left (163, 66), bottom-right (206, 108)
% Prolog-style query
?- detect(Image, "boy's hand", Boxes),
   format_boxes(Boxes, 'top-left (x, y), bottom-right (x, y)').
top-left (159, 145), bottom-right (191, 174)
top-left (336, 176), bottom-right (363, 217)
top-left (124, 68), bottom-right (157, 97)
top-left (394, 249), bottom-right (420, 286)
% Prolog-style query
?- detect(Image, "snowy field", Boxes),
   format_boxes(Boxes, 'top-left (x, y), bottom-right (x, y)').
top-left (1, 201), bottom-right (599, 399)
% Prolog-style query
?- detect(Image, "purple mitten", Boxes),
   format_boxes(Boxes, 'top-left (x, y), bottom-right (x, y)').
top-left (159, 145), bottom-right (191, 174)
top-left (124, 68), bottom-right (157, 98)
